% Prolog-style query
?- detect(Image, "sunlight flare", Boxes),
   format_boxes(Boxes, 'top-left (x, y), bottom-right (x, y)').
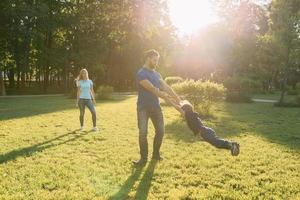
top-left (168, 0), bottom-right (219, 34)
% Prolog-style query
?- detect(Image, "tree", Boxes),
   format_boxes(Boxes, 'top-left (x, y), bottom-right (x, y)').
top-left (171, 0), bottom-right (269, 84)
top-left (268, 0), bottom-right (300, 104)
top-left (0, 0), bottom-right (177, 94)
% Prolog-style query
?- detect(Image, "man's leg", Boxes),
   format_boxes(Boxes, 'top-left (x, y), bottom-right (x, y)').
top-left (150, 108), bottom-right (164, 160)
top-left (136, 108), bottom-right (149, 163)
top-left (200, 127), bottom-right (231, 149)
top-left (86, 99), bottom-right (97, 127)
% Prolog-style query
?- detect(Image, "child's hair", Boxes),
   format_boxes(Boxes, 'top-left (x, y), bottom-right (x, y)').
top-left (180, 100), bottom-right (194, 113)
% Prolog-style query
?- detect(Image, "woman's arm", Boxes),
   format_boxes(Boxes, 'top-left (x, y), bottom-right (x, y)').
top-left (90, 87), bottom-right (96, 104)
top-left (88, 80), bottom-right (96, 104)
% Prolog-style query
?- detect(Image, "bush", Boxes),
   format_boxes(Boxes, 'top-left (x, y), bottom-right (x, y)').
top-left (96, 85), bottom-right (114, 100)
top-left (286, 85), bottom-right (298, 95)
top-left (296, 95), bottom-right (300, 105)
top-left (296, 82), bottom-right (300, 90)
top-left (287, 89), bottom-right (298, 95)
top-left (224, 76), bottom-right (259, 103)
top-left (165, 76), bottom-right (184, 86)
top-left (172, 79), bottom-right (226, 116)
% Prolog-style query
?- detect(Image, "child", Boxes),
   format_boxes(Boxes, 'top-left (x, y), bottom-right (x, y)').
top-left (166, 98), bottom-right (240, 156)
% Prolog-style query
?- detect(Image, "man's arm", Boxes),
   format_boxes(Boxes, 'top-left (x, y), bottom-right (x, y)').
top-left (160, 79), bottom-right (181, 104)
top-left (140, 79), bottom-right (185, 117)
top-left (139, 79), bottom-right (168, 99)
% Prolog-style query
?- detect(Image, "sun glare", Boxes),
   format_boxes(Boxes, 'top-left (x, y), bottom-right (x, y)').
top-left (168, 0), bottom-right (219, 35)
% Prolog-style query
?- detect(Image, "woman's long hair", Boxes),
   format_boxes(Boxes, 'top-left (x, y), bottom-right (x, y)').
top-left (76, 68), bottom-right (89, 81)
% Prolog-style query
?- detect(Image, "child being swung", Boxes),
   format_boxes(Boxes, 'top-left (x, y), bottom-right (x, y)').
top-left (164, 97), bottom-right (240, 156)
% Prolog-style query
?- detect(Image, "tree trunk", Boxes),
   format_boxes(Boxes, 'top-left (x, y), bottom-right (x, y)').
top-left (279, 67), bottom-right (288, 104)
top-left (8, 68), bottom-right (15, 88)
top-left (271, 70), bottom-right (278, 92)
top-left (22, 27), bottom-right (31, 89)
top-left (13, 37), bottom-right (21, 90)
top-left (0, 70), bottom-right (6, 96)
top-left (43, 29), bottom-right (53, 93)
top-left (63, 65), bottom-right (67, 92)
top-left (43, 66), bottom-right (49, 93)
top-left (279, 48), bottom-right (290, 105)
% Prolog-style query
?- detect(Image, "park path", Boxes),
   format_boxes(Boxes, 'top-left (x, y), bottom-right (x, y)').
top-left (252, 98), bottom-right (278, 103)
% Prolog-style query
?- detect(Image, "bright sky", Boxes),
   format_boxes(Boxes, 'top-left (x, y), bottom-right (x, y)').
top-left (168, 0), bottom-right (219, 35)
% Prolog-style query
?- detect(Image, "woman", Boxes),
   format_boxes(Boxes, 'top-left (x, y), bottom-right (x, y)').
top-left (76, 68), bottom-right (98, 132)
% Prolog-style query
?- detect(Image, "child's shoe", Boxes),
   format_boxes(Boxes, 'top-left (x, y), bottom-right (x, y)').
top-left (231, 142), bottom-right (240, 156)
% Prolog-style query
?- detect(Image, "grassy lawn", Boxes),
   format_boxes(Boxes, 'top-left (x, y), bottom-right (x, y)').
top-left (0, 95), bottom-right (300, 200)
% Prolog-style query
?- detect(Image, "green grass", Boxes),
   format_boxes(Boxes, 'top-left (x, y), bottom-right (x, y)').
top-left (0, 95), bottom-right (300, 200)
top-left (253, 91), bottom-right (296, 103)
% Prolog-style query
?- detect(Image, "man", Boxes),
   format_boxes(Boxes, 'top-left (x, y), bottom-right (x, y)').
top-left (133, 49), bottom-right (181, 166)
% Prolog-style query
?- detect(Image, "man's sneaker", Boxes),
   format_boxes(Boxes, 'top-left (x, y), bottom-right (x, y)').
top-left (80, 126), bottom-right (84, 131)
top-left (132, 159), bottom-right (147, 166)
top-left (92, 127), bottom-right (99, 132)
top-left (231, 142), bottom-right (240, 156)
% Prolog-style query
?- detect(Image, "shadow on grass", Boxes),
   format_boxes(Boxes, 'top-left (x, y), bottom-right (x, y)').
top-left (0, 95), bottom-right (132, 121)
top-left (108, 167), bottom-right (143, 200)
top-left (164, 118), bottom-right (197, 143)
top-left (0, 96), bottom-right (76, 121)
top-left (220, 102), bottom-right (300, 151)
top-left (109, 160), bottom-right (158, 200)
top-left (0, 129), bottom-right (91, 164)
top-left (134, 160), bottom-right (158, 200)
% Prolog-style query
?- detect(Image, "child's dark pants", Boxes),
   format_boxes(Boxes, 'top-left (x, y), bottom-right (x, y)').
top-left (200, 126), bottom-right (231, 149)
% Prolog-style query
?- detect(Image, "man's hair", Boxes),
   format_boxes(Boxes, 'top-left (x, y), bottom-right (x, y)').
top-left (144, 49), bottom-right (160, 60)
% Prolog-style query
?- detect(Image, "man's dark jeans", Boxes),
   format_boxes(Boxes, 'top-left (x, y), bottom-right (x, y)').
top-left (137, 107), bottom-right (164, 160)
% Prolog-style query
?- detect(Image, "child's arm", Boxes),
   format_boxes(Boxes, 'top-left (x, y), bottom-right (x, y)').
top-left (164, 96), bottom-right (185, 116)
